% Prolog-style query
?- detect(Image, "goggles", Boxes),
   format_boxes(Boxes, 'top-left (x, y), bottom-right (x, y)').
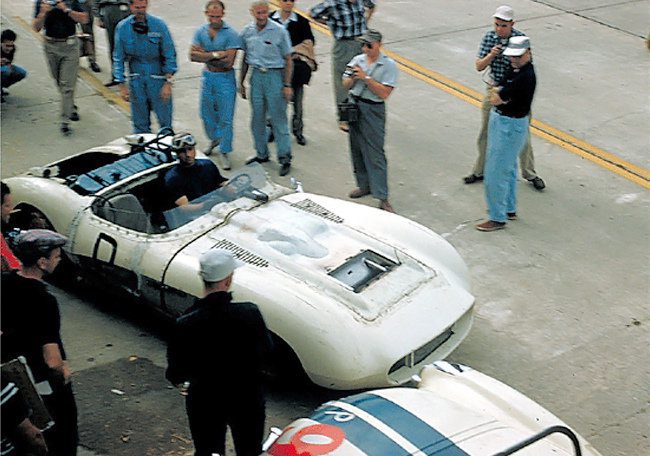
top-left (171, 133), bottom-right (196, 151)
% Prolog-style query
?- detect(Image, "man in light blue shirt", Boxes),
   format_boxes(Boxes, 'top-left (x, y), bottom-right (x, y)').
top-left (190, 0), bottom-right (242, 170)
top-left (239, 1), bottom-right (293, 177)
top-left (113, 0), bottom-right (177, 134)
top-left (342, 29), bottom-right (398, 212)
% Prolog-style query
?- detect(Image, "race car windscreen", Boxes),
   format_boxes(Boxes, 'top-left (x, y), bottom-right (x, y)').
top-left (163, 163), bottom-right (269, 230)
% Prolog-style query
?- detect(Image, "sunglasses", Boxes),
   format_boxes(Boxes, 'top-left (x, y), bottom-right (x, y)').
top-left (281, 0), bottom-right (295, 2)
top-left (172, 133), bottom-right (196, 150)
top-left (362, 42), bottom-right (373, 48)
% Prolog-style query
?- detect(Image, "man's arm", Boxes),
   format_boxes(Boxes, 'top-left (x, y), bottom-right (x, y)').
top-left (283, 54), bottom-right (293, 102)
top-left (190, 45), bottom-right (238, 68)
top-left (239, 55), bottom-right (249, 99)
top-left (365, 0), bottom-right (376, 23)
top-left (32, 1), bottom-right (51, 32)
top-left (475, 45), bottom-right (503, 72)
top-left (309, 1), bottom-right (329, 24)
top-left (43, 343), bottom-right (71, 386)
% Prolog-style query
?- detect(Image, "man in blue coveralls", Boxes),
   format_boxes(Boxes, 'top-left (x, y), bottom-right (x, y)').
top-left (239, 0), bottom-right (293, 177)
top-left (113, 0), bottom-right (177, 133)
top-left (190, 0), bottom-right (242, 171)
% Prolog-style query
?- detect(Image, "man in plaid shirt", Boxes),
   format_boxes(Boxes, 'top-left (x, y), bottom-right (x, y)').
top-left (464, 5), bottom-right (545, 191)
top-left (310, 0), bottom-right (375, 131)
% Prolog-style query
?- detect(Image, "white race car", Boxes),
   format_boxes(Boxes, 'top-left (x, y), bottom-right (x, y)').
top-left (5, 131), bottom-right (474, 389)
top-left (263, 361), bottom-right (603, 455)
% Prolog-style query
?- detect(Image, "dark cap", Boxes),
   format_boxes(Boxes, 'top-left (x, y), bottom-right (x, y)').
top-left (356, 29), bottom-right (382, 44)
top-left (13, 229), bottom-right (68, 265)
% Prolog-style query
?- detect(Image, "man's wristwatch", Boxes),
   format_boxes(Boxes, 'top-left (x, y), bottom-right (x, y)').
top-left (283, 83), bottom-right (292, 88)
top-left (364, 75), bottom-right (372, 82)
top-left (165, 76), bottom-right (174, 85)
top-left (211, 51), bottom-right (220, 60)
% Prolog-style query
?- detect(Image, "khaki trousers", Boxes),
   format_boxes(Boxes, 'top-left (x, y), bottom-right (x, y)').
top-left (44, 39), bottom-right (80, 121)
top-left (332, 39), bottom-right (362, 107)
top-left (474, 88), bottom-right (537, 180)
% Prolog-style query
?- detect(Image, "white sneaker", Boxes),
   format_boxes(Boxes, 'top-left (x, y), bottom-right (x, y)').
top-left (204, 139), bottom-right (220, 156)
top-left (219, 153), bottom-right (231, 170)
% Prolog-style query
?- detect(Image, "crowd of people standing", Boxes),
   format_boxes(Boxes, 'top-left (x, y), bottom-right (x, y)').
top-left (1, 1), bottom-right (544, 455)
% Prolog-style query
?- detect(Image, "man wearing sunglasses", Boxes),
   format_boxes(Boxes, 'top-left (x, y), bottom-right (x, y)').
top-left (342, 29), bottom-right (397, 213)
top-left (164, 133), bottom-right (227, 207)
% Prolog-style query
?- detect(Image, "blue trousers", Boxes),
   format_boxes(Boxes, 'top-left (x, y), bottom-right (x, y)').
top-left (128, 75), bottom-right (173, 134)
top-left (1, 64), bottom-right (27, 88)
top-left (250, 69), bottom-right (291, 164)
top-left (484, 109), bottom-right (529, 222)
top-left (200, 70), bottom-right (236, 153)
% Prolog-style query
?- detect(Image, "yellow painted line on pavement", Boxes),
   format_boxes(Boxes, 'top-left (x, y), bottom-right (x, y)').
top-left (283, 5), bottom-right (650, 189)
top-left (14, 15), bottom-right (130, 112)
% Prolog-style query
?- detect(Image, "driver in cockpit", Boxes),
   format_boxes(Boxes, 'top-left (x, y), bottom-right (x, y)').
top-left (164, 132), bottom-right (227, 206)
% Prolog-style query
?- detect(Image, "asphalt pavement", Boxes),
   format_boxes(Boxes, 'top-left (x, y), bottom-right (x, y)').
top-left (1, 1), bottom-right (649, 455)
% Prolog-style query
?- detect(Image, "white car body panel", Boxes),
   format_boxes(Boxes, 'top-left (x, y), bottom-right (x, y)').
top-left (264, 362), bottom-right (603, 455)
top-left (5, 135), bottom-right (475, 389)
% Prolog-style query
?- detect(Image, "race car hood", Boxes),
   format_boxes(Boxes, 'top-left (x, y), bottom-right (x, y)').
top-left (265, 386), bottom-right (602, 455)
top-left (183, 195), bottom-right (472, 322)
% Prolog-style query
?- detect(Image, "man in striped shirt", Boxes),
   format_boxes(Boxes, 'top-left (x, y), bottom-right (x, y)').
top-left (310, 0), bottom-right (375, 131)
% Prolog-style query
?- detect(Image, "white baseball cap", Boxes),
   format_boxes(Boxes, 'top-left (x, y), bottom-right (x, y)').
top-left (493, 5), bottom-right (514, 21)
top-left (199, 249), bottom-right (243, 282)
top-left (503, 36), bottom-right (531, 56)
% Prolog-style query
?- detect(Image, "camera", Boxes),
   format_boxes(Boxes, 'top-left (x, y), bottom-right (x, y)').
top-left (46, 0), bottom-right (59, 6)
top-left (338, 98), bottom-right (359, 123)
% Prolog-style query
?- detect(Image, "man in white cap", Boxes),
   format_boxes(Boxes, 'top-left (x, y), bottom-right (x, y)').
top-left (476, 35), bottom-right (536, 232)
top-left (464, 5), bottom-right (545, 191)
top-left (166, 248), bottom-right (272, 456)
top-left (1, 229), bottom-right (79, 455)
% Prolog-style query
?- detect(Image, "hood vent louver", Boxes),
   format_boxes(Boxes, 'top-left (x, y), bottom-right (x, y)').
top-left (291, 199), bottom-right (344, 223)
top-left (212, 239), bottom-right (269, 268)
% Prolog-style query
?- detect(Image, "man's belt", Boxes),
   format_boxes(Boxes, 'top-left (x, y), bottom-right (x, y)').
top-left (206, 66), bottom-right (233, 73)
top-left (252, 66), bottom-right (283, 73)
top-left (495, 108), bottom-right (526, 119)
top-left (352, 94), bottom-right (383, 105)
top-left (45, 36), bottom-right (76, 43)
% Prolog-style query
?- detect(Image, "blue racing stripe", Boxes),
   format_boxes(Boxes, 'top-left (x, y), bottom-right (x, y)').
top-left (312, 404), bottom-right (408, 455)
top-left (342, 392), bottom-right (470, 455)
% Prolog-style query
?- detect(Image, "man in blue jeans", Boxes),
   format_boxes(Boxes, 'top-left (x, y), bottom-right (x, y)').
top-left (1, 30), bottom-right (27, 102)
top-left (239, 1), bottom-right (293, 177)
top-left (190, 0), bottom-right (242, 170)
top-left (476, 36), bottom-right (536, 232)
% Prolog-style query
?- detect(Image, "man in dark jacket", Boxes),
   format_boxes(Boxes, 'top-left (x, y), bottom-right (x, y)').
top-left (166, 249), bottom-right (272, 456)
top-left (271, 0), bottom-right (316, 146)
top-left (1, 229), bottom-right (78, 455)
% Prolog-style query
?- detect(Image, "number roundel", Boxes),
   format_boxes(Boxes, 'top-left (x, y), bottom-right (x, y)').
top-left (268, 423), bottom-right (346, 456)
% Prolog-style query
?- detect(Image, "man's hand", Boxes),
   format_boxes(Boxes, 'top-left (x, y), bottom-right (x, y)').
top-left (55, 0), bottom-right (68, 12)
top-left (490, 44), bottom-right (503, 56)
top-left (489, 87), bottom-right (505, 106)
top-left (40, 2), bottom-right (53, 14)
top-left (160, 81), bottom-right (172, 101)
top-left (1, 58), bottom-right (10, 66)
top-left (119, 83), bottom-right (130, 102)
top-left (283, 86), bottom-right (293, 102)
top-left (239, 83), bottom-right (247, 99)
top-left (16, 419), bottom-right (48, 456)
top-left (352, 65), bottom-right (366, 81)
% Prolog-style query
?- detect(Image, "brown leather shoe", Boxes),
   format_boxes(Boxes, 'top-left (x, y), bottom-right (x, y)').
top-left (349, 188), bottom-right (371, 199)
top-left (476, 220), bottom-right (506, 232)
top-left (379, 200), bottom-right (395, 213)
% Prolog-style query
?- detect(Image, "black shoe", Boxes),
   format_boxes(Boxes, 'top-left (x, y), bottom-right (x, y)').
top-left (89, 61), bottom-right (101, 73)
top-left (295, 134), bottom-right (307, 146)
top-left (279, 162), bottom-right (291, 176)
top-left (70, 107), bottom-right (80, 122)
top-left (463, 174), bottom-right (483, 184)
top-left (268, 130), bottom-right (275, 143)
top-left (61, 123), bottom-right (72, 136)
top-left (245, 156), bottom-right (270, 165)
top-left (104, 79), bottom-right (119, 87)
top-left (529, 176), bottom-right (546, 191)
